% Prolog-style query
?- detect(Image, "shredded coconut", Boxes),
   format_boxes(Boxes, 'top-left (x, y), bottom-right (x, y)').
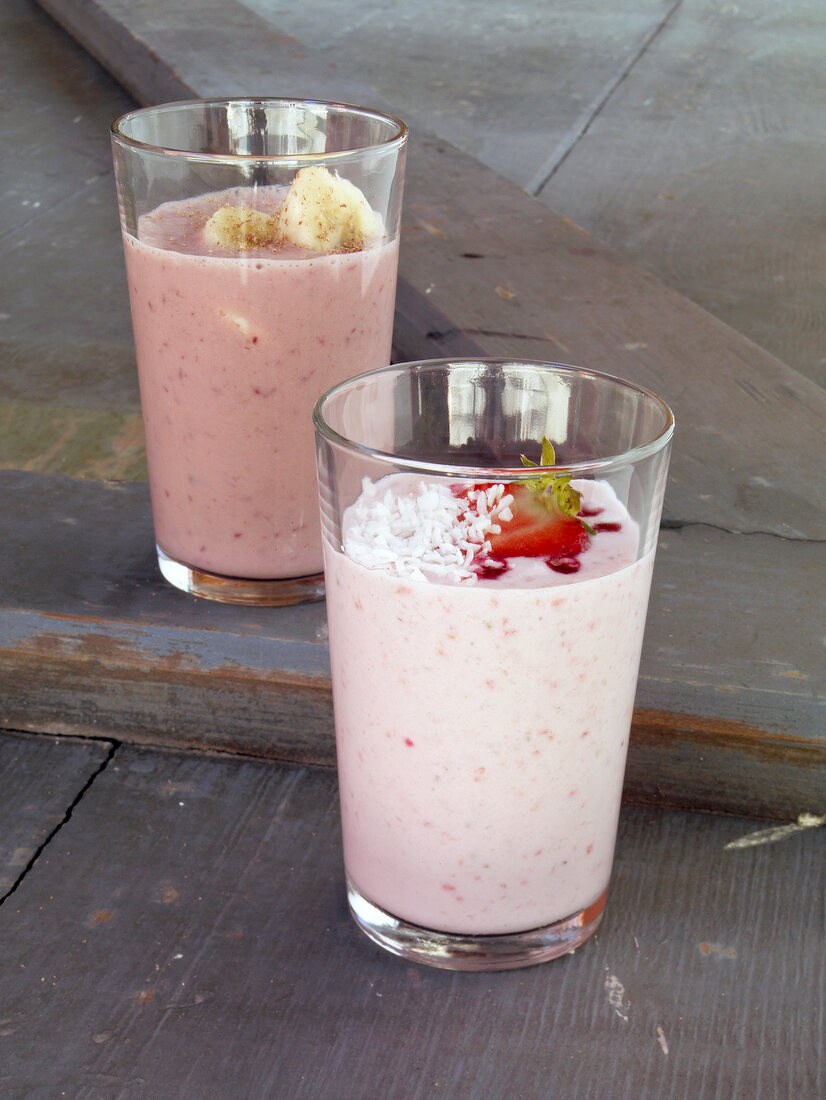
top-left (342, 476), bottom-right (513, 582)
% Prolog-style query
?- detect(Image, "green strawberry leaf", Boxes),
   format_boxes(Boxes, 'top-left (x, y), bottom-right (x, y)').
top-left (520, 437), bottom-right (596, 534)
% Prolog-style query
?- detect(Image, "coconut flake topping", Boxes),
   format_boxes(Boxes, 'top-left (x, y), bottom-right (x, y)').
top-left (343, 476), bottom-right (514, 582)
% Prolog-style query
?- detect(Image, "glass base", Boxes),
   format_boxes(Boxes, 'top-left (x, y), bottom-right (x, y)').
top-left (346, 876), bottom-right (607, 972)
top-left (156, 546), bottom-right (325, 606)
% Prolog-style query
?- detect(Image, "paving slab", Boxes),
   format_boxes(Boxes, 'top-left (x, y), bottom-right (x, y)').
top-left (0, 738), bottom-right (822, 1100)
top-left (238, 0), bottom-right (826, 389)
top-left (238, 0), bottom-right (680, 198)
top-left (539, 0), bottom-right (826, 388)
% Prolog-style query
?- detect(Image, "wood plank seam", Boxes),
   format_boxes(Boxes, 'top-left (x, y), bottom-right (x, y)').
top-left (0, 737), bottom-right (119, 907)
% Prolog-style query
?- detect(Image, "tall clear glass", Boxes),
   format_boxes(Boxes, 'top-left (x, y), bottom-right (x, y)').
top-left (315, 359), bottom-right (674, 970)
top-left (112, 98), bottom-right (406, 604)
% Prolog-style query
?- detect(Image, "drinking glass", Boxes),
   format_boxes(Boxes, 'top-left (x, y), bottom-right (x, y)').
top-left (112, 98), bottom-right (406, 604)
top-left (315, 359), bottom-right (674, 969)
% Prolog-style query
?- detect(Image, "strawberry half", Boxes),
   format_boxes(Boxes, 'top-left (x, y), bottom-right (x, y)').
top-left (452, 438), bottom-right (595, 574)
top-left (486, 482), bottom-right (590, 562)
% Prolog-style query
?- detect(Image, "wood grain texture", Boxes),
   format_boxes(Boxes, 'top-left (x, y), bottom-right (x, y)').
top-left (393, 277), bottom-right (488, 361)
top-left (640, 524), bottom-right (823, 731)
top-left (0, 743), bottom-right (822, 1100)
top-left (0, 730), bottom-right (112, 897)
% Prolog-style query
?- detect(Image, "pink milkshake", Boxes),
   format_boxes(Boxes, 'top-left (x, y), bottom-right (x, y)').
top-left (124, 187), bottom-right (398, 581)
top-left (314, 358), bottom-right (673, 967)
top-left (112, 98), bottom-right (407, 603)
top-left (325, 475), bottom-right (652, 937)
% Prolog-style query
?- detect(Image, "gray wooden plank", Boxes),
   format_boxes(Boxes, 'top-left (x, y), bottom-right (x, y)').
top-left (33, 0), bottom-right (369, 107)
top-left (0, 470), bottom-right (333, 761)
top-left (0, 0), bottom-right (132, 211)
top-left (0, 743), bottom-right (822, 1100)
top-left (392, 277), bottom-right (489, 361)
top-left (1, 469), bottom-right (823, 820)
top-left (0, 0), bottom-right (134, 372)
top-left (0, 730), bottom-right (112, 897)
top-left (639, 524), bottom-right (824, 735)
top-left (399, 131), bottom-right (826, 540)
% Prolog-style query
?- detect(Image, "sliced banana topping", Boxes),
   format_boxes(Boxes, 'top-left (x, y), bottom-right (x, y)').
top-left (201, 168), bottom-right (380, 254)
top-left (203, 205), bottom-right (282, 251)
top-left (277, 166), bottom-right (381, 253)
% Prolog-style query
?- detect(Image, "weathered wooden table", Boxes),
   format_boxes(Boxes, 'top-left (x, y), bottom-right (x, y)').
top-left (1, 728), bottom-right (823, 1099)
top-left (0, 1), bottom-right (823, 1096)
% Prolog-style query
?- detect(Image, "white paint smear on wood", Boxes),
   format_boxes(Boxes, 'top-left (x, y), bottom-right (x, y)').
top-left (604, 970), bottom-right (629, 1021)
top-left (725, 813), bottom-right (825, 850)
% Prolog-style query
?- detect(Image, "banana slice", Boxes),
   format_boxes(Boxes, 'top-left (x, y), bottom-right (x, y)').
top-left (203, 205), bottom-right (281, 250)
top-left (277, 166), bottom-right (381, 253)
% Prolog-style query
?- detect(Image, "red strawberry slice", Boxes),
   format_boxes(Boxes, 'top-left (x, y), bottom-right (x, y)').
top-left (487, 483), bottom-right (590, 562)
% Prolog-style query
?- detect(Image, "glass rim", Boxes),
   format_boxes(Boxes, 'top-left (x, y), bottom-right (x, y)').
top-left (313, 358), bottom-right (675, 479)
top-left (110, 97), bottom-right (408, 165)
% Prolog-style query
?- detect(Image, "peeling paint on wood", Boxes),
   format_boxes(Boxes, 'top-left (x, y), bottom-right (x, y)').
top-left (723, 814), bottom-right (826, 850)
top-left (0, 467), bottom-right (824, 817)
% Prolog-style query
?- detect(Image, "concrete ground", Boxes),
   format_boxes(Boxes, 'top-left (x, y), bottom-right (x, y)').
top-left (241, 0), bottom-right (826, 390)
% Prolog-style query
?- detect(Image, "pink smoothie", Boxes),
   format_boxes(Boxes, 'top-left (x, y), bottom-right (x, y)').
top-left (124, 188), bottom-right (399, 579)
top-left (324, 476), bottom-right (654, 935)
